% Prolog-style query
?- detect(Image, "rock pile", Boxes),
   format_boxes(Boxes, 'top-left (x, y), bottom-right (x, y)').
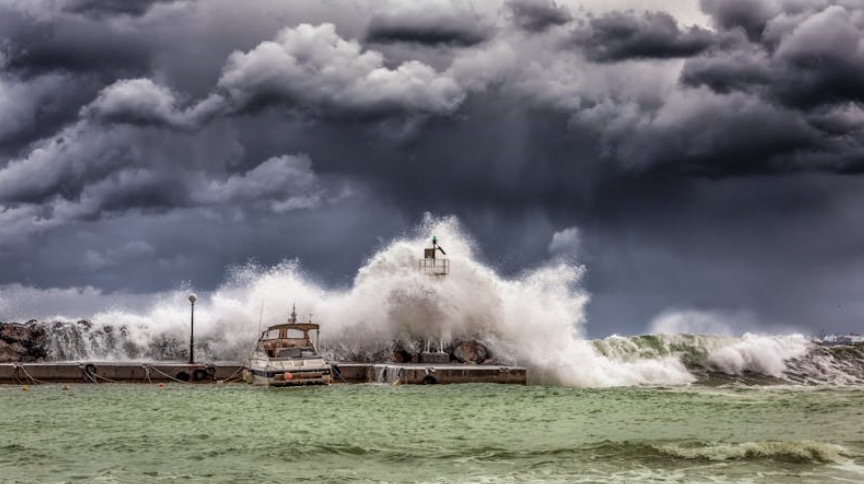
top-left (390, 338), bottom-right (496, 364)
top-left (0, 321), bottom-right (48, 362)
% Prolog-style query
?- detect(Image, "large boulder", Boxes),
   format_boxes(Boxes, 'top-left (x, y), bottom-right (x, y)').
top-left (0, 322), bottom-right (50, 362)
top-left (451, 339), bottom-right (491, 364)
top-left (0, 322), bottom-right (30, 344)
top-left (0, 340), bottom-right (26, 362)
top-left (391, 348), bottom-right (413, 363)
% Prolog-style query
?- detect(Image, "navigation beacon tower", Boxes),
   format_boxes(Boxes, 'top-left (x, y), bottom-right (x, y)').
top-left (419, 236), bottom-right (450, 360)
top-left (419, 235), bottom-right (449, 276)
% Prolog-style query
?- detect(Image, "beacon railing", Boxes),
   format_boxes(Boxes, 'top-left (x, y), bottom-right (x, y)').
top-left (419, 258), bottom-right (449, 276)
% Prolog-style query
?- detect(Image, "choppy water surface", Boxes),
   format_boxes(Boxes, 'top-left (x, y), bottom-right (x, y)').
top-left (2, 383), bottom-right (863, 483)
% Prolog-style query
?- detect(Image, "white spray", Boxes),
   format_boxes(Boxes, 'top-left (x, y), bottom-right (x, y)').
top-left (52, 215), bottom-right (693, 386)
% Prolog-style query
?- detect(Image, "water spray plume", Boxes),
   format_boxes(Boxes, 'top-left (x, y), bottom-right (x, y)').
top-left (16, 215), bottom-right (843, 386)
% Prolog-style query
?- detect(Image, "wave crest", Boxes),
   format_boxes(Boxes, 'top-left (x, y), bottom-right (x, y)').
top-left (654, 441), bottom-right (853, 463)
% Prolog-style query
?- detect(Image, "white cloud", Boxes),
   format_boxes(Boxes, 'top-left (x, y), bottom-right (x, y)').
top-left (213, 22), bottom-right (466, 117)
top-left (548, 226), bottom-right (581, 257)
top-left (82, 78), bottom-right (193, 129)
top-left (0, 124), bottom-right (134, 203)
top-left (192, 154), bottom-right (339, 213)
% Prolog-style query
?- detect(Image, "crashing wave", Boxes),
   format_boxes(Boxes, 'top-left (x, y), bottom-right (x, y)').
top-left (653, 440), bottom-right (853, 463)
top-left (2, 215), bottom-right (861, 386)
top-left (594, 333), bottom-right (864, 385)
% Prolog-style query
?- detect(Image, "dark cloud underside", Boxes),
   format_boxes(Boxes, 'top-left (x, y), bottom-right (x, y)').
top-left (574, 11), bottom-right (716, 62)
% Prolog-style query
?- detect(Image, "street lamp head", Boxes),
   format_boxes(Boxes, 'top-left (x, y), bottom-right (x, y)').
top-left (188, 293), bottom-right (197, 304)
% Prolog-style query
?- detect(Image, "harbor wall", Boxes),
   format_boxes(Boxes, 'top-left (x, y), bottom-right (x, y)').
top-left (333, 363), bottom-right (527, 385)
top-left (1, 362), bottom-right (526, 385)
top-left (0, 362), bottom-right (244, 384)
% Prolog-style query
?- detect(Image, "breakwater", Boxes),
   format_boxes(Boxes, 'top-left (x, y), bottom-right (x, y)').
top-left (0, 362), bottom-right (244, 384)
top-left (0, 361), bottom-right (526, 385)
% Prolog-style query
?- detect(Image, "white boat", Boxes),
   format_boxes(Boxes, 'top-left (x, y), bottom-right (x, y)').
top-left (243, 307), bottom-right (332, 386)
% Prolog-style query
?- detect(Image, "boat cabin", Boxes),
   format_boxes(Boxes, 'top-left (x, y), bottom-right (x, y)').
top-left (259, 322), bottom-right (320, 359)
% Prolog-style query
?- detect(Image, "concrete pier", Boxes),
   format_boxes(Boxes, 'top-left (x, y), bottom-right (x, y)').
top-left (0, 362), bottom-right (244, 384)
top-left (0, 361), bottom-right (526, 385)
top-left (332, 363), bottom-right (527, 385)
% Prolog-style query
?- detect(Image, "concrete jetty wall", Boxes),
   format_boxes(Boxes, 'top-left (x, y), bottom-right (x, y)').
top-left (0, 362), bottom-right (527, 385)
top-left (333, 363), bottom-right (527, 385)
top-left (0, 362), bottom-right (244, 384)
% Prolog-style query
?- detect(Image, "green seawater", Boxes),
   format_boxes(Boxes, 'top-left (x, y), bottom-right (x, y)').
top-left (2, 383), bottom-right (863, 483)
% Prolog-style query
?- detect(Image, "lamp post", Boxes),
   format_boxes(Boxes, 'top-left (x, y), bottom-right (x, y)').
top-left (188, 293), bottom-right (197, 364)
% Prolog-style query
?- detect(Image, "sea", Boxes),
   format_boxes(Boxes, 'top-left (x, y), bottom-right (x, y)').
top-left (3, 217), bottom-right (864, 482)
top-left (2, 382), bottom-right (863, 483)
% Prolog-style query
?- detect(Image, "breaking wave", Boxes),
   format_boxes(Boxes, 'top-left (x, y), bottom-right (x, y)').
top-left (652, 441), bottom-right (853, 464)
top-left (593, 333), bottom-right (864, 385)
top-left (3, 215), bottom-right (862, 387)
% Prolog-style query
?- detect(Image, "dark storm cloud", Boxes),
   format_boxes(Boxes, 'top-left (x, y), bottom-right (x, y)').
top-left (364, 0), bottom-right (490, 47)
top-left (211, 23), bottom-right (466, 118)
top-left (62, 0), bottom-right (183, 18)
top-left (2, 0), bottom-right (864, 335)
top-left (0, 8), bottom-right (151, 78)
top-left (684, 3), bottom-right (864, 109)
top-left (366, 15), bottom-right (489, 47)
top-left (699, 0), bottom-right (780, 41)
top-left (0, 73), bottom-right (97, 156)
top-left (574, 11), bottom-right (716, 62)
top-left (82, 79), bottom-right (194, 130)
top-left (679, 46), bottom-right (772, 94)
top-left (80, 23), bottom-right (467, 130)
top-left (506, 0), bottom-right (571, 32)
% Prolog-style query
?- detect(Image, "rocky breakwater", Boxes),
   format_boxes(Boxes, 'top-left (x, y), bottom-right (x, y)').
top-left (0, 319), bottom-right (196, 362)
top-left (390, 338), bottom-right (499, 364)
top-left (0, 321), bottom-right (49, 362)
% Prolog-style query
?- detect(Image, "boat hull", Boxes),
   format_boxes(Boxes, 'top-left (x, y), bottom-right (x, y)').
top-left (245, 366), bottom-right (332, 386)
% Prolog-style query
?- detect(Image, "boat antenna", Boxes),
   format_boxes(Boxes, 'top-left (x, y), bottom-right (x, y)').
top-left (290, 304), bottom-right (297, 324)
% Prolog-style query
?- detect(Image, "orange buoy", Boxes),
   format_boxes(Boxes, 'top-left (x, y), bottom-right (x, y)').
top-left (283, 372), bottom-right (293, 381)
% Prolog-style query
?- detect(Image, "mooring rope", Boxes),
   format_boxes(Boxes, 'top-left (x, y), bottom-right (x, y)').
top-left (17, 364), bottom-right (51, 385)
top-left (331, 364), bottom-right (349, 384)
top-left (220, 365), bottom-right (245, 383)
top-left (92, 373), bottom-right (119, 384)
top-left (12, 364), bottom-right (23, 385)
top-left (144, 364), bottom-right (192, 384)
top-left (79, 364), bottom-right (99, 384)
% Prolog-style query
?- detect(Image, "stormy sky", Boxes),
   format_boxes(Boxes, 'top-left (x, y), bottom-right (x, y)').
top-left (1, 0), bottom-right (864, 337)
